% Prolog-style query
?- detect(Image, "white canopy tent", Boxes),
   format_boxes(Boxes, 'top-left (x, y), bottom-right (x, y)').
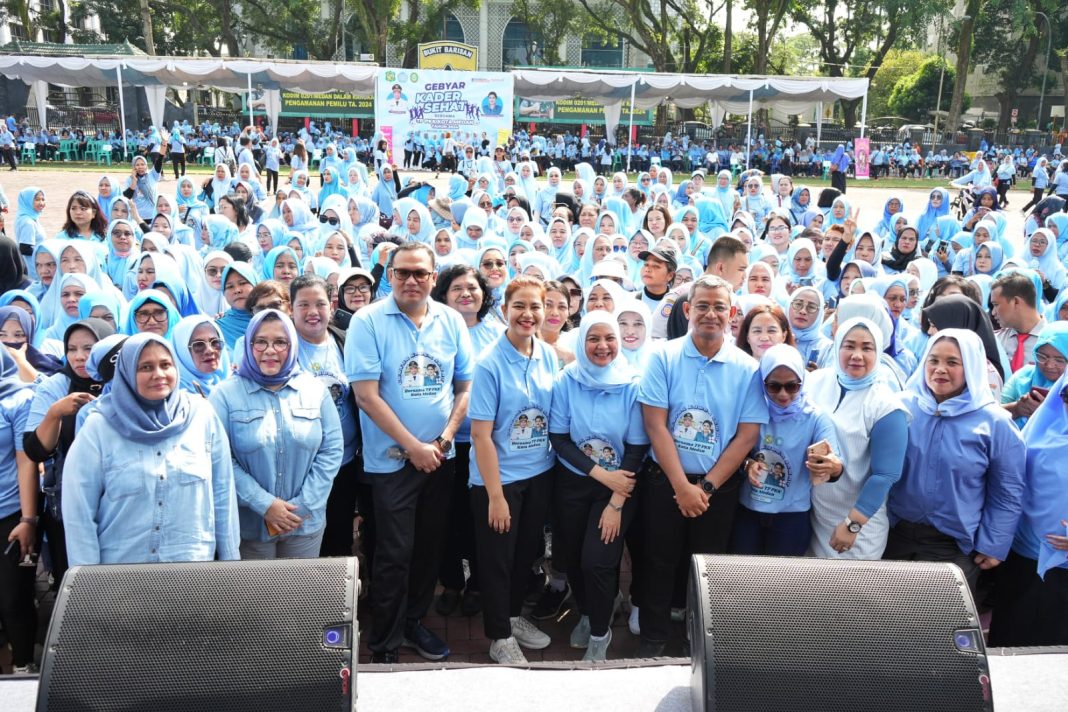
top-left (0, 56), bottom-right (867, 167)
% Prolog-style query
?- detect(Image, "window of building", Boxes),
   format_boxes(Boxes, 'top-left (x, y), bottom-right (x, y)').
top-left (503, 18), bottom-right (541, 67)
top-left (443, 13), bottom-right (464, 43)
top-left (581, 34), bottom-right (624, 68)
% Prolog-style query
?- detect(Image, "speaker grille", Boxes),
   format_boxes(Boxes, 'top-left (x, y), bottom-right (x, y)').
top-left (691, 556), bottom-right (991, 712)
top-left (39, 559), bottom-right (357, 712)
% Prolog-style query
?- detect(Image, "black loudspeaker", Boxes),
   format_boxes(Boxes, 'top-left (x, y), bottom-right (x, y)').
top-left (37, 558), bottom-right (359, 712)
top-left (688, 555), bottom-right (993, 712)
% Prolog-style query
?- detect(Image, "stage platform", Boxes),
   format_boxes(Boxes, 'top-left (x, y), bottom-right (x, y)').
top-left (3, 648), bottom-right (1065, 711)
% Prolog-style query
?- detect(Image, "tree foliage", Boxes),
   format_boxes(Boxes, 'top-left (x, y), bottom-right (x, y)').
top-left (508, 0), bottom-right (580, 66)
top-left (790, 0), bottom-right (952, 127)
top-left (887, 56), bottom-right (968, 121)
top-left (572, 0), bottom-right (724, 73)
top-left (867, 49), bottom-right (935, 119)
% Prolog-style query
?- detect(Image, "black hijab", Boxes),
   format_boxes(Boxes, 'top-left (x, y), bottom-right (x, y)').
top-left (881, 227), bottom-right (920, 274)
top-left (0, 234), bottom-right (31, 294)
top-left (59, 318), bottom-right (116, 449)
top-left (922, 294), bottom-right (1004, 380)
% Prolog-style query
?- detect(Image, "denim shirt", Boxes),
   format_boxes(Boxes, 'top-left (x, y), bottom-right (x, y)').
top-left (209, 372), bottom-right (343, 541)
top-left (2, 389), bottom-right (33, 518)
top-left (61, 398), bottom-right (240, 566)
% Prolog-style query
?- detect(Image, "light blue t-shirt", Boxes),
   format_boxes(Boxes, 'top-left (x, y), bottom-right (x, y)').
top-left (468, 333), bottom-right (556, 487)
top-left (345, 296), bottom-right (474, 474)
top-left (456, 318), bottom-right (506, 444)
top-left (299, 338), bottom-right (358, 465)
top-left (2, 388), bottom-right (34, 518)
top-left (549, 372), bottom-right (647, 477)
top-left (739, 408), bottom-right (840, 514)
top-left (637, 336), bottom-right (768, 475)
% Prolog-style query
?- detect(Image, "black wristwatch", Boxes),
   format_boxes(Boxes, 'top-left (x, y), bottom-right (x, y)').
top-left (699, 478), bottom-right (717, 495)
top-left (435, 436), bottom-right (453, 454)
top-left (844, 517), bottom-right (863, 534)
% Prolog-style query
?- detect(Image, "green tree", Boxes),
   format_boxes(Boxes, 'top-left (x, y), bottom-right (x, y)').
top-left (742, 0), bottom-right (797, 75)
top-left (508, 0), bottom-right (579, 66)
top-left (573, 0), bottom-right (724, 73)
top-left (887, 57), bottom-right (969, 121)
top-left (790, 0), bottom-right (952, 128)
top-left (866, 49), bottom-right (933, 119)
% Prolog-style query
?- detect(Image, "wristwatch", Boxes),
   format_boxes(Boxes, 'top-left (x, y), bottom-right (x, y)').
top-left (435, 436), bottom-right (453, 454)
top-left (699, 478), bottom-right (717, 495)
top-left (844, 517), bottom-right (863, 534)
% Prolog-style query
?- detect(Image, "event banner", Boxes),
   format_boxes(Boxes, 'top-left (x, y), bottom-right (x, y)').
top-left (417, 41), bottom-right (479, 71)
top-left (516, 97), bottom-right (654, 126)
top-left (854, 137), bottom-right (870, 180)
top-left (375, 69), bottom-right (514, 159)
top-left (279, 91), bottom-right (373, 118)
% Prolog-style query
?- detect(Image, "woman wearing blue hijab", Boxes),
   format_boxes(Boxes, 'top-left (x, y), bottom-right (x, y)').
top-left (62, 332), bottom-right (240, 566)
top-left (209, 309), bottom-right (343, 559)
top-left (1002, 321), bottom-right (1068, 427)
top-left (216, 262), bottom-right (259, 351)
top-left (15, 186), bottom-right (47, 274)
top-left (694, 196), bottom-right (729, 241)
top-left (914, 188), bottom-right (949, 246)
top-left (104, 218), bottom-right (140, 287)
top-left (988, 369), bottom-right (1068, 647)
top-left (123, 288), bottom-right (180, 339)
top-left (40, 273), bottom-right (100, 342)
top-left (171, 314), bottom-right (231, 397)
top-left (77, 289), bottom-right (123, 330)
top-left (201, 213), bottom-right (239, 256)
top-left (371, 163), bottom-right (399, 217)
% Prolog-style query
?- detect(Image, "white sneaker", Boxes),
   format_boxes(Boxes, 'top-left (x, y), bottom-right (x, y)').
top-left (12, 663), bottom-right (39, 675)
top-left (510, 615), bottom-right (551, 650)
top-left (489, 636), bottom-right (527, 665)
top-left (629, 605), bottom-right (640, 636)
top-left (583, 629), bottom-right (612, 662)
top-left (570, 614), bottom-right (591, 648)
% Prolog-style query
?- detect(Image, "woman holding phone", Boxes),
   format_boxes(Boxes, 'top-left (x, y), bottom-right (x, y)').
top-left (732, 344), bottom-right (841, 556)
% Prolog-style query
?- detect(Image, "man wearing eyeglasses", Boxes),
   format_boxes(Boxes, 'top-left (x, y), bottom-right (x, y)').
top-left (345, 242), bottom-right (474, 664)
top-left (636, 275), bottom-right (767, 657)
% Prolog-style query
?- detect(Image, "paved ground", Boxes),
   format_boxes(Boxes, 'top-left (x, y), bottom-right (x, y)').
top-left (1, 164), bottom-right (1029, 249)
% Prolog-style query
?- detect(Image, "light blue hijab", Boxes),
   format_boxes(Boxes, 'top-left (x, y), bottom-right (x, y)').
top-left (562, 311), bottom-right (637, 392)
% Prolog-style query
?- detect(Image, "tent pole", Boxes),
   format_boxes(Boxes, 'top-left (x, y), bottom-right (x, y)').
top-left (247, 73), bottom-right (254, 127)
top-left (626, 80), bottom-right (636, 172)
top-left (859, 92), bottom-right (868, 139)
top-left (816, 101), bottom-right (823, 147)
top-left (745, 89), bottom-right (753, 169)
top-left (116, 63), bottom-right (128, 160)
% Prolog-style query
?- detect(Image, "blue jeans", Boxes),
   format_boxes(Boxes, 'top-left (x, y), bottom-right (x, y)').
top-left (729, 505), bottom-right (811, 556)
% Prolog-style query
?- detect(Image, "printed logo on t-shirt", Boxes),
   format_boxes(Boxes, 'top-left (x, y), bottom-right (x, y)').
top-left (671, 406), bottom-right (718, 455)
top-left (749, 443), bottom-right (790, 504)
top-left (305, 356), bottom-right (347, 413)
top-left (509, 407), bottom-right (549, 452)
top-left (578, 436), bottom-right (619, 471)
top-left (397, 352), bottom-right (445, 400)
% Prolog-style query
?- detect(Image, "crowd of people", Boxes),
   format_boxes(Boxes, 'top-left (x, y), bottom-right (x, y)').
top-left (1, 122), bottom-right (1067, 673)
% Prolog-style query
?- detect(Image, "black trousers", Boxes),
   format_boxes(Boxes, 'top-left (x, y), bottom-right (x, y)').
top-left (368, 459), bottom-right (453, 652)
top-left (1021, 188), bottom-right (1044, 213)
top-left (439, 442), bottom-right (479, 592)
top-left (831, 170), bottom-right (847, 194)
top-left (320, 456), bottom-right (362, 557)
top-left (553, 466), bottom-right (636, 637)
top-left (989, 550), bottom-right (1068, 647)
top-left (996, 180), bottom-right (1011, 207)
top-left (471, 469), bottom-right (553, 641)
top-left (0, 512), bottom-right (37, 666)
top-left (1, 146), bottom-right (16, 169)
top-left (265, 168), bottom-right (278, 194)
top-left (170, 151), bottom-right (186, 178)
top-left (638, 463), bottom-right (740, 643)
top-left (883, 520), bottom-right (979, 595)
top-left (38, 506), bottom-right (67, 588)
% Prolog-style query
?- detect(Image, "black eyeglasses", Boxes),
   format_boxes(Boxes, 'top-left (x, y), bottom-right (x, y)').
top-left (481, 260), bottom-right (506, 269)
top-left (252, 338), bottom-right (290, 353)
top-left (568, 288), bottom-right (583, 297)
top-left (343, 283), bottom-right (372, 296)
top-left (765, 381), bottom-right (802, 395)
top-left (391, 268), bottom-right (433, 283)
top-left (319, 215), bottom-right (340, 226)
top-left (134, 308), bottom-right (168, 325)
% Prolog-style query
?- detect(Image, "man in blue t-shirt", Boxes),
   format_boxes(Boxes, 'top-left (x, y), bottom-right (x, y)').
top-left (346, 242), bottom-right (473, 664)
top-left (636, 275), bottom-right (768, 656)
